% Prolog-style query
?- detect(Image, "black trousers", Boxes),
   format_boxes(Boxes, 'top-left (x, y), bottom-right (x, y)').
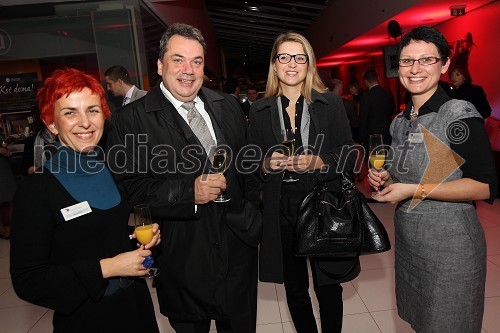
top-left (281, 222), bottom-right (344, 333)
top-left (169, 228), bottom-right (258, 333)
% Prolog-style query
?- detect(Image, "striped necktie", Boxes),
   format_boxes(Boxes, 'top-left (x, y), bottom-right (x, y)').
top-left (181, 101), bottom-right (215, 157)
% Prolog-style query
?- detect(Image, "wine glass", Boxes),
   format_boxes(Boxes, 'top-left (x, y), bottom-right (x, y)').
top-left (368, 134), bottom-right (385, 192)
top-left (134, 204), bottom-right (159, 278)
top-left (282, 128), bottom-right (299, 183)
top-left (212, 148), bottom-right (231, 203)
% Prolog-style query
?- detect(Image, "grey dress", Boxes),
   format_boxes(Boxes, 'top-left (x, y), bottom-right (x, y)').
top-left (388, 98), bottom-right (487, 333)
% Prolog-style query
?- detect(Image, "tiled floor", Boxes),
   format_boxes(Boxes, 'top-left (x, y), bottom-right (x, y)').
top-left (1, 184), bottom-right (499, 332)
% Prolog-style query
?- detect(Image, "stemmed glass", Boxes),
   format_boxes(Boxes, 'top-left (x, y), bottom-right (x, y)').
top-left (134, 204), bottom-right (159, 278)
top-left (368, 134), bottom-right (385, 192)
top-left (212, 148), bottom-right (231, 203)
top-left (282, 128), bottom-right (299, 183)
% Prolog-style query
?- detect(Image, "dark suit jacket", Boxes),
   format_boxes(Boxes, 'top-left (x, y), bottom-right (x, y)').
top-left (241, 100), bottom-right (251, 119)
top-left (107, 83), bottom-right (261, 321)
top-left (359, 84), bottom-right (395, 146)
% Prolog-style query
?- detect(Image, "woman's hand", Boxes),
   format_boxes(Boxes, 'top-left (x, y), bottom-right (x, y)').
top-left (368, 168), bottom-right (390, 190)
top-left (130, 223), bottom-right (161, 249)
top-left (285, 155), bottom-right (324, 172)
top-left (100, 246), bottom-right (152, 278)
top-left (370, 183), bottom-right (418, 204)
top-left (263, 152), bottom-right (287, 172)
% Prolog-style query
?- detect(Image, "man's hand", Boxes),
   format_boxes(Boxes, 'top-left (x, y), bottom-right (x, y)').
top-left (194, 174), bottom-right (226, 204)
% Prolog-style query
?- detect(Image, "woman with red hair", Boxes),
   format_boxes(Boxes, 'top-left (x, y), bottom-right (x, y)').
top-left (10, 68), bottom-right (160, 333)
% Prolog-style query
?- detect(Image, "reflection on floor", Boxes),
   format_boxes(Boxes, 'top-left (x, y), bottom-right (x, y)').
top-left (1, 183), bottom-right (499, 332)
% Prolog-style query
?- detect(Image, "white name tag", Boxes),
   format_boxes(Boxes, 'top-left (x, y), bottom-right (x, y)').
top-left (408, 132), bottom-right (424, 144)
top-left (60, 201), bottom-right (92, 221)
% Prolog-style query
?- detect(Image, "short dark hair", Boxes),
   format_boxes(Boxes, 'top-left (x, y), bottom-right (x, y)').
top-left (397, 26), bottom-right (450, 63)
top-left (104, 65), bottom-right (131, 85)
top-left (246, 85), bottom-right (257, 93)
top-left (363, 69), bottom-right (379, 83)
top-left (159, 23), bottom-right (207, 60)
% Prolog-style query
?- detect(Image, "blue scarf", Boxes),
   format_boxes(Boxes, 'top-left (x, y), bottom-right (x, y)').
top-left (45, 144), bottom-right (120, 210)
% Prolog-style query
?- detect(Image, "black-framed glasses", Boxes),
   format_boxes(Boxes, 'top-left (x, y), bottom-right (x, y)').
top-left (398, 57), bottom-right (442, 67)
top-left (274, 53), bottom-right (308, 64)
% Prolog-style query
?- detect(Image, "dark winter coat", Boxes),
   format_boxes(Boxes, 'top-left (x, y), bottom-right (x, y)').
top-left (107, 82), bottom-right (261, 321)
top-left (247, 90), bottom-right (359, 284)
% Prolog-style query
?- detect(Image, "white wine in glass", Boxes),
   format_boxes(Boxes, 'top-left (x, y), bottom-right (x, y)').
top-left (212, 148), bottom-right (231, 203)
top-left (282, 128), bottom-right (299, 183)
top-left (134, 204), bottom-right (159, 278)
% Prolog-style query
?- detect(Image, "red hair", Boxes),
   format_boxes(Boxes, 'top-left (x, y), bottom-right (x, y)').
top-left (37, 68), bottom-right (111, 125)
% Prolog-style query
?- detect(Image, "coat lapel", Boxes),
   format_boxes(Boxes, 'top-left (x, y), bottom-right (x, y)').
top-left (269, 100), bottom-right (282, 144)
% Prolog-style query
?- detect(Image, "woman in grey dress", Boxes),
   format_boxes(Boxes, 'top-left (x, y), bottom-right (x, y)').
top-left (368, 26), bottom-right (497, 332)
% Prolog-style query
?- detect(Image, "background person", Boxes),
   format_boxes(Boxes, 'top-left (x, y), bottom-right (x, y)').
top-left (359, 69), bottom-right (395, 147)
top-left (104, 65), bottom-right (147, 106)
top-left (368, 26), bottom-right (496, 333)
top-left (241, 85), bottom-right (259, 121)
top-left (107, 23), bottom-right (261, 333)
top-left (247, 32), bottom-right (358, 333)
top-left (448, 65), bottom-right (492, 119)
top-left (10, 68), bottom-right (160, 333)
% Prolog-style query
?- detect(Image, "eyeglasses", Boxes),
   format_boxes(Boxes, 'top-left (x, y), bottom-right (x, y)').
top-left (274, 53), bottom-right (308, 64)
top-left (398, 57), bottom-right (442, 67)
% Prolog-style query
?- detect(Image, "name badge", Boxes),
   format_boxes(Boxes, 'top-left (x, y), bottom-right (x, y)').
top-left (408, 132), bottom-right (424, 144)
top-left (60, 201), bottom-right (92, 221)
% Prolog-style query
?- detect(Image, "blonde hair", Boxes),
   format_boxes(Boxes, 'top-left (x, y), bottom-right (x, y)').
top-left (264, 32), bottom-right (327, 103)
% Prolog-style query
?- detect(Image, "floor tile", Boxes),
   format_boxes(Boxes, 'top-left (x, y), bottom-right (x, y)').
top-left (343, 281), bottom-right (369, 315)
top-left (487, 254), bottom-right (500, 268)
top-left (0, 255), bottom-right (10, 279)
top-left (485, 262), bottom-right (500, 297)
top-left (341, 312), bottom-right (382, 333)
top-left (360, 249), bottom-right (395, 271)
top-left (485, 227), bottom-right (500, 256)
top-left (0, 305), bottom-right (47, 333)
top-left (257, 282), bottom-right (281, 325)
top-left (0, 286), bottom-right (31, 308)
top-left (0, 277), bottom-right (12, 296)
top-left (0, 239), bottom-right (9, 258)
top-left (351, 268), bottom-right (396, 312)
top-left (28, 309), bottom-right (53, 333)
top-left (256, 322), bottom-right (284, 333)
top-left (483, 296), bottom-right (500, 333)
top-left (370, 309), bottom-right (415, 333)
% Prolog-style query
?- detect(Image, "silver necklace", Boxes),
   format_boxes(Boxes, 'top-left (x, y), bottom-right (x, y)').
top-left (410, 106), bottom-right (418, 121)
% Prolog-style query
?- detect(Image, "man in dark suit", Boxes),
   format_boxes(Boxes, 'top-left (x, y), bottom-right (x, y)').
top-left (107, 23), bottom-right (261, 333)
top-left (241, 85), bottom-right (259, 121)
top-left (104, 65), bottom-right (147, 107)
top-left (359, 69), bottom-right (395, 147)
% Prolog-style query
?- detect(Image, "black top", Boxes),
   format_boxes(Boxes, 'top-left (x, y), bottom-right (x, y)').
top-left (448, 81), bottom-right (492, 119)
top-left (10, 171), bottom-right (159, 333)
top-left (404, 87), bottom-right (497, 202)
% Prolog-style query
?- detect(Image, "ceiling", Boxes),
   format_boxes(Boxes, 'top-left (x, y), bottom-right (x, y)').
top-left (204, 0), bottom-right (329, 65)
top-left (0, 0), bottom-right (496, 69)
top-left (201, 0), bottom-right (496, 68)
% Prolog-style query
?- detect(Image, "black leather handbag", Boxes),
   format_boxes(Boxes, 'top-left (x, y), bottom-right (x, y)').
top-left (295, 171), bottom-right (391, 258)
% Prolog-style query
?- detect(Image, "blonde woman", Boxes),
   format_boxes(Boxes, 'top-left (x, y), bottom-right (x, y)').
top-left (247, 32), bottom-right (357, 333)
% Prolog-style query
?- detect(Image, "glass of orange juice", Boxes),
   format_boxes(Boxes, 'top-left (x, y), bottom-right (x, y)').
top-left (134, 204), bottom-right (159, 278)
top-left (368, 134), bottom-right (385, 192)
